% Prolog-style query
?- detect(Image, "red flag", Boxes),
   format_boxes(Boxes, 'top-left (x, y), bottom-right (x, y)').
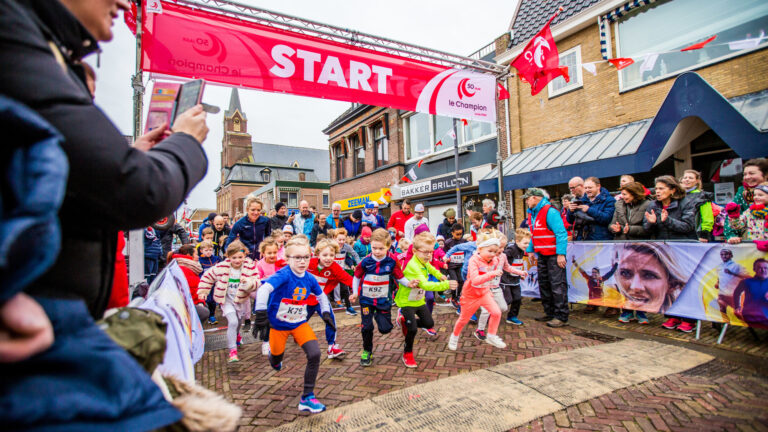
top-left (608, 58), bottom-right (635, 70)
top-left (417, 159), bottom-right (424, 168)
top-left (510, 9), bottom-right (566, 95)
top-left (400, 176), bottom-right (412, 183)
top-left (435, 140), bottom-right (443, 147)
top-left (497, 82), bottom-right (510, 100)
top-left (559, 66), bottom-right (570, 83)
top-left (461, 119), bottom-right (468, 126)
top-left (681, 35), bottom-right (717, 52)
top-left (124, 1), bottom-right (137, 36)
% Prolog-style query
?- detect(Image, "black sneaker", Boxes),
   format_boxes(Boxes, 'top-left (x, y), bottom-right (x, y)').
top-left (534, 315), bottom-right (554, 322)
top-left (242, 319), bottom-right (251, 332)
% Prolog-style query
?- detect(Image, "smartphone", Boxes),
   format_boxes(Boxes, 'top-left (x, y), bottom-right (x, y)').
top-left (171, 79), bottom-right (205, 126)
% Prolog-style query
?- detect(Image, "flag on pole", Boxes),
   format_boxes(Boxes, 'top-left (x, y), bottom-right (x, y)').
top-left (582, 62), bottom-right (597, 76)
top-left (639, 53), bottom-right (659, 73)
top-left (729, 31), bottom-right (764, 50)
top-left (681, 35), bottom-right (716, 52)
top-left (608, 57), bottom-right (635, 70)
top-left (417, 159), bottom-right (424, 168)
top-left (461, 119), bottom-right (468, 126)
top-left (510, 7), bottom-right (567, 95)
top-left (497, 83), bottom-right (510, 100)
top-left (124, 1), bottom-right (137, 35)
top-left (448, 130), bottom-right (456, 139)
top-left (401, 167), bottom-right (418, 183)
top-left (435, 140), bottom-right (443, 147)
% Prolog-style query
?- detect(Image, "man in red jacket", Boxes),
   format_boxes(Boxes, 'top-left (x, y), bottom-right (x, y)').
top-left (387, 199), bottom-right (413, 241)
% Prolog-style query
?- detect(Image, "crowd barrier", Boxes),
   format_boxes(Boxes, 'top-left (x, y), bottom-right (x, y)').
top-left (134, 261), bottom-right (205, 381)
top-left (520, 241), bottom-right (768, 334)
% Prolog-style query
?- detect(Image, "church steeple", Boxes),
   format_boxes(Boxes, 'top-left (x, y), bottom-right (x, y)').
top-left (225, 87), bottom-right (246, 120)
top-left (221, 87), bottom-right (252, 170)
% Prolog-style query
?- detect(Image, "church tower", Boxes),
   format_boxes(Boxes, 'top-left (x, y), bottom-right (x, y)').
top-left (221, 88), bottom-right (252, 183)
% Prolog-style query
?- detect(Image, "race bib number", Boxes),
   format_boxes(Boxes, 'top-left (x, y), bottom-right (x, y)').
top-left (362, 275), bottom-right (389, 298)
top-left (227, 281), bottom-right (240, 296)
top-left (408, 288), bottom-right (425, 302)
top-left (450, 253), bottom-right (465, 264)
top-left (277, 299), bottom-right (307, 323)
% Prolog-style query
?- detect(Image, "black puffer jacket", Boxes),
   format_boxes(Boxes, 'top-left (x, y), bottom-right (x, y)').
top-left (0, 0), bottom-right (208, 318)
top-left (642, 195), bottom-right (697, 240)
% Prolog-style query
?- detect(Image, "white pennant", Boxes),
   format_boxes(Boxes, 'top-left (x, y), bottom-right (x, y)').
top-left (448, 130), bottom-right (456, 139)
top-left (639, 53), bottom-right (659, 73)
top-left (729, 31), bottom-right (765, 51)
top-left (582, 62), bottom-right (597, 76)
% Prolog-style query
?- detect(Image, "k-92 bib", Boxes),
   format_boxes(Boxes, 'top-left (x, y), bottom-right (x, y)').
top-left (277, 299), bottom-right (307, 323)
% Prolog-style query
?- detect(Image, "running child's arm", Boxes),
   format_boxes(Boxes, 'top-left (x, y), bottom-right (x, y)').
top-left (254, 282), bottom-right (274, 311)
top-left (425, 262), bottom-right (446, 281)
top-left (466, 258), bottom-right (499, 285)
top-left (500, 254), bottom-right (527, 277)
top-left (393, 262), bottom-right (419, 288)
top-left (196, 264), bottom-right (218, 300)
top-left (402, 262), bottom-right (451, 292)
top-left (350, 264), bottom-right (364, 301)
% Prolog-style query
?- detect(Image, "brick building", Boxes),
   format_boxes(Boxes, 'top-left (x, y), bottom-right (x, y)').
top-left (216, 88), bottom-right (330, 218)
top-left (479, 0), bottom-right (768, 224)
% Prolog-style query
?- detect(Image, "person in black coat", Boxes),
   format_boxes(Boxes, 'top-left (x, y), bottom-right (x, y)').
top-left (437, 208), bottom-right (458, 240)
top-left (310, 213), bottom-right (330, 246)
top-left (157, 223), bottom-right (191, 262)
top-left (643, 176), bottom-right (697, 240)
top-left (0, 0), bottom-right (208, 429)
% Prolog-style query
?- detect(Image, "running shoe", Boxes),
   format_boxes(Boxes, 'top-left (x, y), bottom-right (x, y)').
top-left (402, 352), bottom-right (417, 368)
top-left (474, 329), bottom-right (487, 341)
top-left (360, 350), bottom-right (373, 367)
top-left (298, 393), bottom-right (326, 413)
top-left (327, 344), bottom-right (346, 359)
top-left (450, 298), bottom-right (460, 309)
top-left (677, 321), bottom-right (695, 333)
top-left (423, 327), bottom-right (437, 337)
top-left (618, 311), bottom-right (633, 323)
top-left (485, 334), bottom-right (507, 349)
top-left (661, 317), bottom-right (681, 329)
top-left (269, 358), bottom-right (282, 371)
top-left (228, 349), bottom-right (239, 363)
top-left (335, 301), bottom-right (344, 308)
top-left (236, 333), bottom-right (242, 347)
top-left (261, 342), bottom-right (270, 356)
top-left (242, 319), bottom-right (251, 332)
top-left (397, 311), bottom-right (407, 337)
top-left (345, 306), bottom-right (357, 316)
top-left (469, 314), bottom-right (478, 324)
top-left (447, 334), bottom-right (459, 351)
top-left (208, 316), bottom-right (218, 325)
top-left (506, 317), bottom-right (524, 325)
top-left (636, 312), bottom-right (649, 324)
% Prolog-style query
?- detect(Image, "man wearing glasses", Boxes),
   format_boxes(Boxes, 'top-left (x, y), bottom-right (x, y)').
top-left (326, 203), bottom-right (343, 229)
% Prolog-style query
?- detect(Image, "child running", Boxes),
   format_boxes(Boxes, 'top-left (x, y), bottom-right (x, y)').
top-left (443, 223), bottom-right (467, 310)
top-left (476, 230), bottom-right (527, 339)
top-left (448, 231), bottom-right (509, 351)
top-left (198, 240), bottom-right (261, 363)
top-left (252, 237), bottom-right (281, 355)
top-left (253, 237), bottom-right (335, 413)
top-left (394, 232), bottom-right (457, 368)
top-left (307, 239), bottom-right (354, 359)
top-left (197, 239), bottom-right (221, 325)
top-left (502, 229), bottom-right (531, 325)
top-left (330, 228), bottom-right (361, 315)
top-left (350, 228), bottom-right (418, 366)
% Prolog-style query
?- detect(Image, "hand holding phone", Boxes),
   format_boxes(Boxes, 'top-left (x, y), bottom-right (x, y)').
top-left (172, 105), bottom-right (208, 143)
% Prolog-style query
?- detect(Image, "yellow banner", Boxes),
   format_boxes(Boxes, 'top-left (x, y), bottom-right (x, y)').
top-left (335, 188), bottom-right (391, 211)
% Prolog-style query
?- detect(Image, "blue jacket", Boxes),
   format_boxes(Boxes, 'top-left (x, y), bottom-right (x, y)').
top-left (326, 214), bottom-right (340, 229)
top-left (354, 239), bottom-right (372, 259)
top-left (197, 219), bottom-right (212, 241)
top-left (567, 188), bottom-right (615, 241)
top-left (144, 228), bottom-right (163, 260)
top-left (225, 215), bottom-right (272, 260)
top-left (526, 198), bottom-right (568, 255)
top-left (357, 255), bottom-right (400, 308)
top-left (445, 242), bottom-right (477, 280)
top-left (343, 217), bottom-right (362, 238)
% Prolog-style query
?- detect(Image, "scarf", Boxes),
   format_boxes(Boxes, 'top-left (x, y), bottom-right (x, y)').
top-left (743, 182), bottom-right (755, 204)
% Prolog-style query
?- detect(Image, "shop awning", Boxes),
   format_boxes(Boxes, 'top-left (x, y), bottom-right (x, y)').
top-left (480, 72), bottom-right (768, 194)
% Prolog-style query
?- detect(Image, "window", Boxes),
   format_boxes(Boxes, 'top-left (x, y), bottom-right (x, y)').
top-left (548, 46), bottom-right (582, 97)
top-left (617, 0), bottom-right (768, 91)
top-left (334, 143), bottom-right (345, 180)
top-left (350, 134), bottom-right (364, 176)
top-left (374, 123), bottom-right (388, 168)
top-left (404, 114), bottom-right (495, 162)
top-left (279, 191), bottom-right (298, 208)
top-left (322, 193), bottom-right (330, 208)
top-left (299, 172), bottom-right (306, 181)
top-left (260, 169), bottom-right (270, 183)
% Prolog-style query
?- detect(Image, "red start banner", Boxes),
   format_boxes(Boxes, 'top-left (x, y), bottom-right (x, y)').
top-left (141, 1), bottom-right (496, 123)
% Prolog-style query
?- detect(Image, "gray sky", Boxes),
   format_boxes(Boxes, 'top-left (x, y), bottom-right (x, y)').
top-left (88, 0), bottom-right (516, 210)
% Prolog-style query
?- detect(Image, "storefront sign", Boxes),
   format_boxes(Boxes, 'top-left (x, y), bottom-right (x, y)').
top-left (335, 188), bottom-right (391, 211)
top-left (141, 1), bottom-right (496, 123)
top-left (400, 172), bottom-right (472, 198)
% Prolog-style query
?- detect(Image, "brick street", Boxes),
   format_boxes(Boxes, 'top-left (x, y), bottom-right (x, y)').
top-left (196, 301), bottom-right (768, 431)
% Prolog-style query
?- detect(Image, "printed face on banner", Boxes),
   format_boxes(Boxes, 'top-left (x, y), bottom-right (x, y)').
top-left (141, 1), bottom-right (496, 123)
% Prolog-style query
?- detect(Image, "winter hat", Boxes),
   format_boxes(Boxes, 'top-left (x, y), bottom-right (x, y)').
top-left (436, 235), bottom-right (445, 241)
top-left (414, 203), bottom-right (425, 212)
top-left (414, 224), bottom-right (430, 236)
top-left (275, 202), bottom-right (286, 211)
top-left (365, 202), bottom-right (375, 209)
top-left (352, 209), bottom-right (363, 220)
top-left (443, 208), bottom-right (456, 218)
top-left (361, 226), bottom-right (372, 237)
top-left (282, 225), bottom-right (294, 233)
top-left (207, 212), bottom-right (217, 221)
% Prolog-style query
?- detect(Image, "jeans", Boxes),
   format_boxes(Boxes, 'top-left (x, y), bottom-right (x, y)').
top-left (537, 254), bottom-right (569, 322)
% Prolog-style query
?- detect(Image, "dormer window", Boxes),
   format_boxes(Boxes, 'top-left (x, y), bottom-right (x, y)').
top-left (261, 169), bottom-right (270, 182)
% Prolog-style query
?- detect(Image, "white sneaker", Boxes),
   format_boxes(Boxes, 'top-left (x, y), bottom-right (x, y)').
top-left (485, 334), bottom-right (507, 349)
top-left (447, 334), bottom-right (459, 351)
top-left (261, 342), bottom-right (270, 356)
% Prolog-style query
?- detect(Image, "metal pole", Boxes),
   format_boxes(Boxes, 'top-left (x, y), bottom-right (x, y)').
top-left (129, 0), bottom-right (145, 290)
top-left (452, 118), bottom-right (462, 220)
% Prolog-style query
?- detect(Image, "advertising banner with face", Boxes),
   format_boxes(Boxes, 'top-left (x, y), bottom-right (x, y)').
top-left (141, 1), bottom-right (496, 122)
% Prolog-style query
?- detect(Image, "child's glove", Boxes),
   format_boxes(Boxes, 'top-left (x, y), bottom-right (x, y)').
top-left (252, 318), bottom-right (269, 340)
top-left (321, 312), bottom-right (336, 331)
top-left (725, 202), bottom-right (741, 218)
top-left (253, 310), bottom-right (269, 333)
top-left (755, 240), bottom-right (768, 252)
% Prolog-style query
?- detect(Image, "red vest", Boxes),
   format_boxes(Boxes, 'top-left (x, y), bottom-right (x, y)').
top-left (528, 204), bottom-right (557, 256)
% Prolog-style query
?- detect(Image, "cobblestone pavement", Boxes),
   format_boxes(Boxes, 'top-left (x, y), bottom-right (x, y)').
top-left (196, 301), bottom-right (768, 431)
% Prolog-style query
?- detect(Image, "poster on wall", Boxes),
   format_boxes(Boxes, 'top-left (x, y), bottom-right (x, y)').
top-left (714, 182), bottom-right (735, 205)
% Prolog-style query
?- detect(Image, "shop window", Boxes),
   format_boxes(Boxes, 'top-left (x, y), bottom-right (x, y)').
top-left (548, 46), bottom-right (582, 97)
top-left (404, 113), bottom-right (495, 162)
top-left (617, 0), bottom-right (768, 91)
top-left (374, 122), bottom-right (388, 167)
top-left (334, 143), bottom-right (345, 180)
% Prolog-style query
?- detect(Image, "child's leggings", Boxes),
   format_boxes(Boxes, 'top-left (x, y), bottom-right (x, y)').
top-left (225, 312), bottom-right (243, 350)
top-left (452, 290), bottom-right (501, 337)
top-left (478, 289), bottom-right (508, 332)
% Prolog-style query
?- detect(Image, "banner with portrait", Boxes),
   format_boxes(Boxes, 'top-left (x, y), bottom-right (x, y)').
top-left (566, 242), bottom-right (768, 328)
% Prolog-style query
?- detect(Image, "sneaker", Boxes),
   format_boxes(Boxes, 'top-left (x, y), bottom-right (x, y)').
top-left (455, 306), bottom-right (461, 315)
top-left (636, 312), bottom-right (649, 325)
top-left (242, 319), bottom-right (251, 332)
top-left (618, 311), bottom-right (633, 323)
top-left (583, 305), bottom-right (598, 314)
top-left (677, 321), bottom-right (695, 333)
top-left (450, 298), bottom-right (460, 309)
top-left (236, 333), bottom-right (242, 347)
top-left (534, 315), bottom-right (554, 322)
top-left (485, 334), bottom-right (507, 349)
top-left (447, 334), bottom-right (459, 351)
top-left (469, 314), bottom-right (478, 324)
top-left (506, 317), bottom-right (524, 325)
top-left (360, 350), bottom-right (373, 367)
top-left (261, 342), bottom-right (270, 356)
top-left (335, 301), bottom-right (344, 308)
top-left (327, 344), bottom-right (346, 359)
top-left (474, 329), bottom-right (487, 341)
top-left (603, 307), bottom-right (619, 318)
top-left (423, 327), bottom-right (437, 337)
top-left (397, 312), bottom-right (407, 337)
top-left (345, 306), bottom-right (357, 316)
top-left (208, 316), bottom-right (218, 325)
top-left (269, 357), bottom-right (282, 371)
top-left (546, 319), bottom-right (568, 328)
top-left (402, 352), bottom-right (417, 368)
top-left (661, 317), bottom-right (681, 329)
top-left (298, 393), bottom-right (326, 413)
top-left (228, 349), bottom-right (239, 363)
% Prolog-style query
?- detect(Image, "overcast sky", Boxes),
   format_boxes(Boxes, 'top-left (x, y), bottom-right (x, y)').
top-left (88, 0), bottom-right (516, 210)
